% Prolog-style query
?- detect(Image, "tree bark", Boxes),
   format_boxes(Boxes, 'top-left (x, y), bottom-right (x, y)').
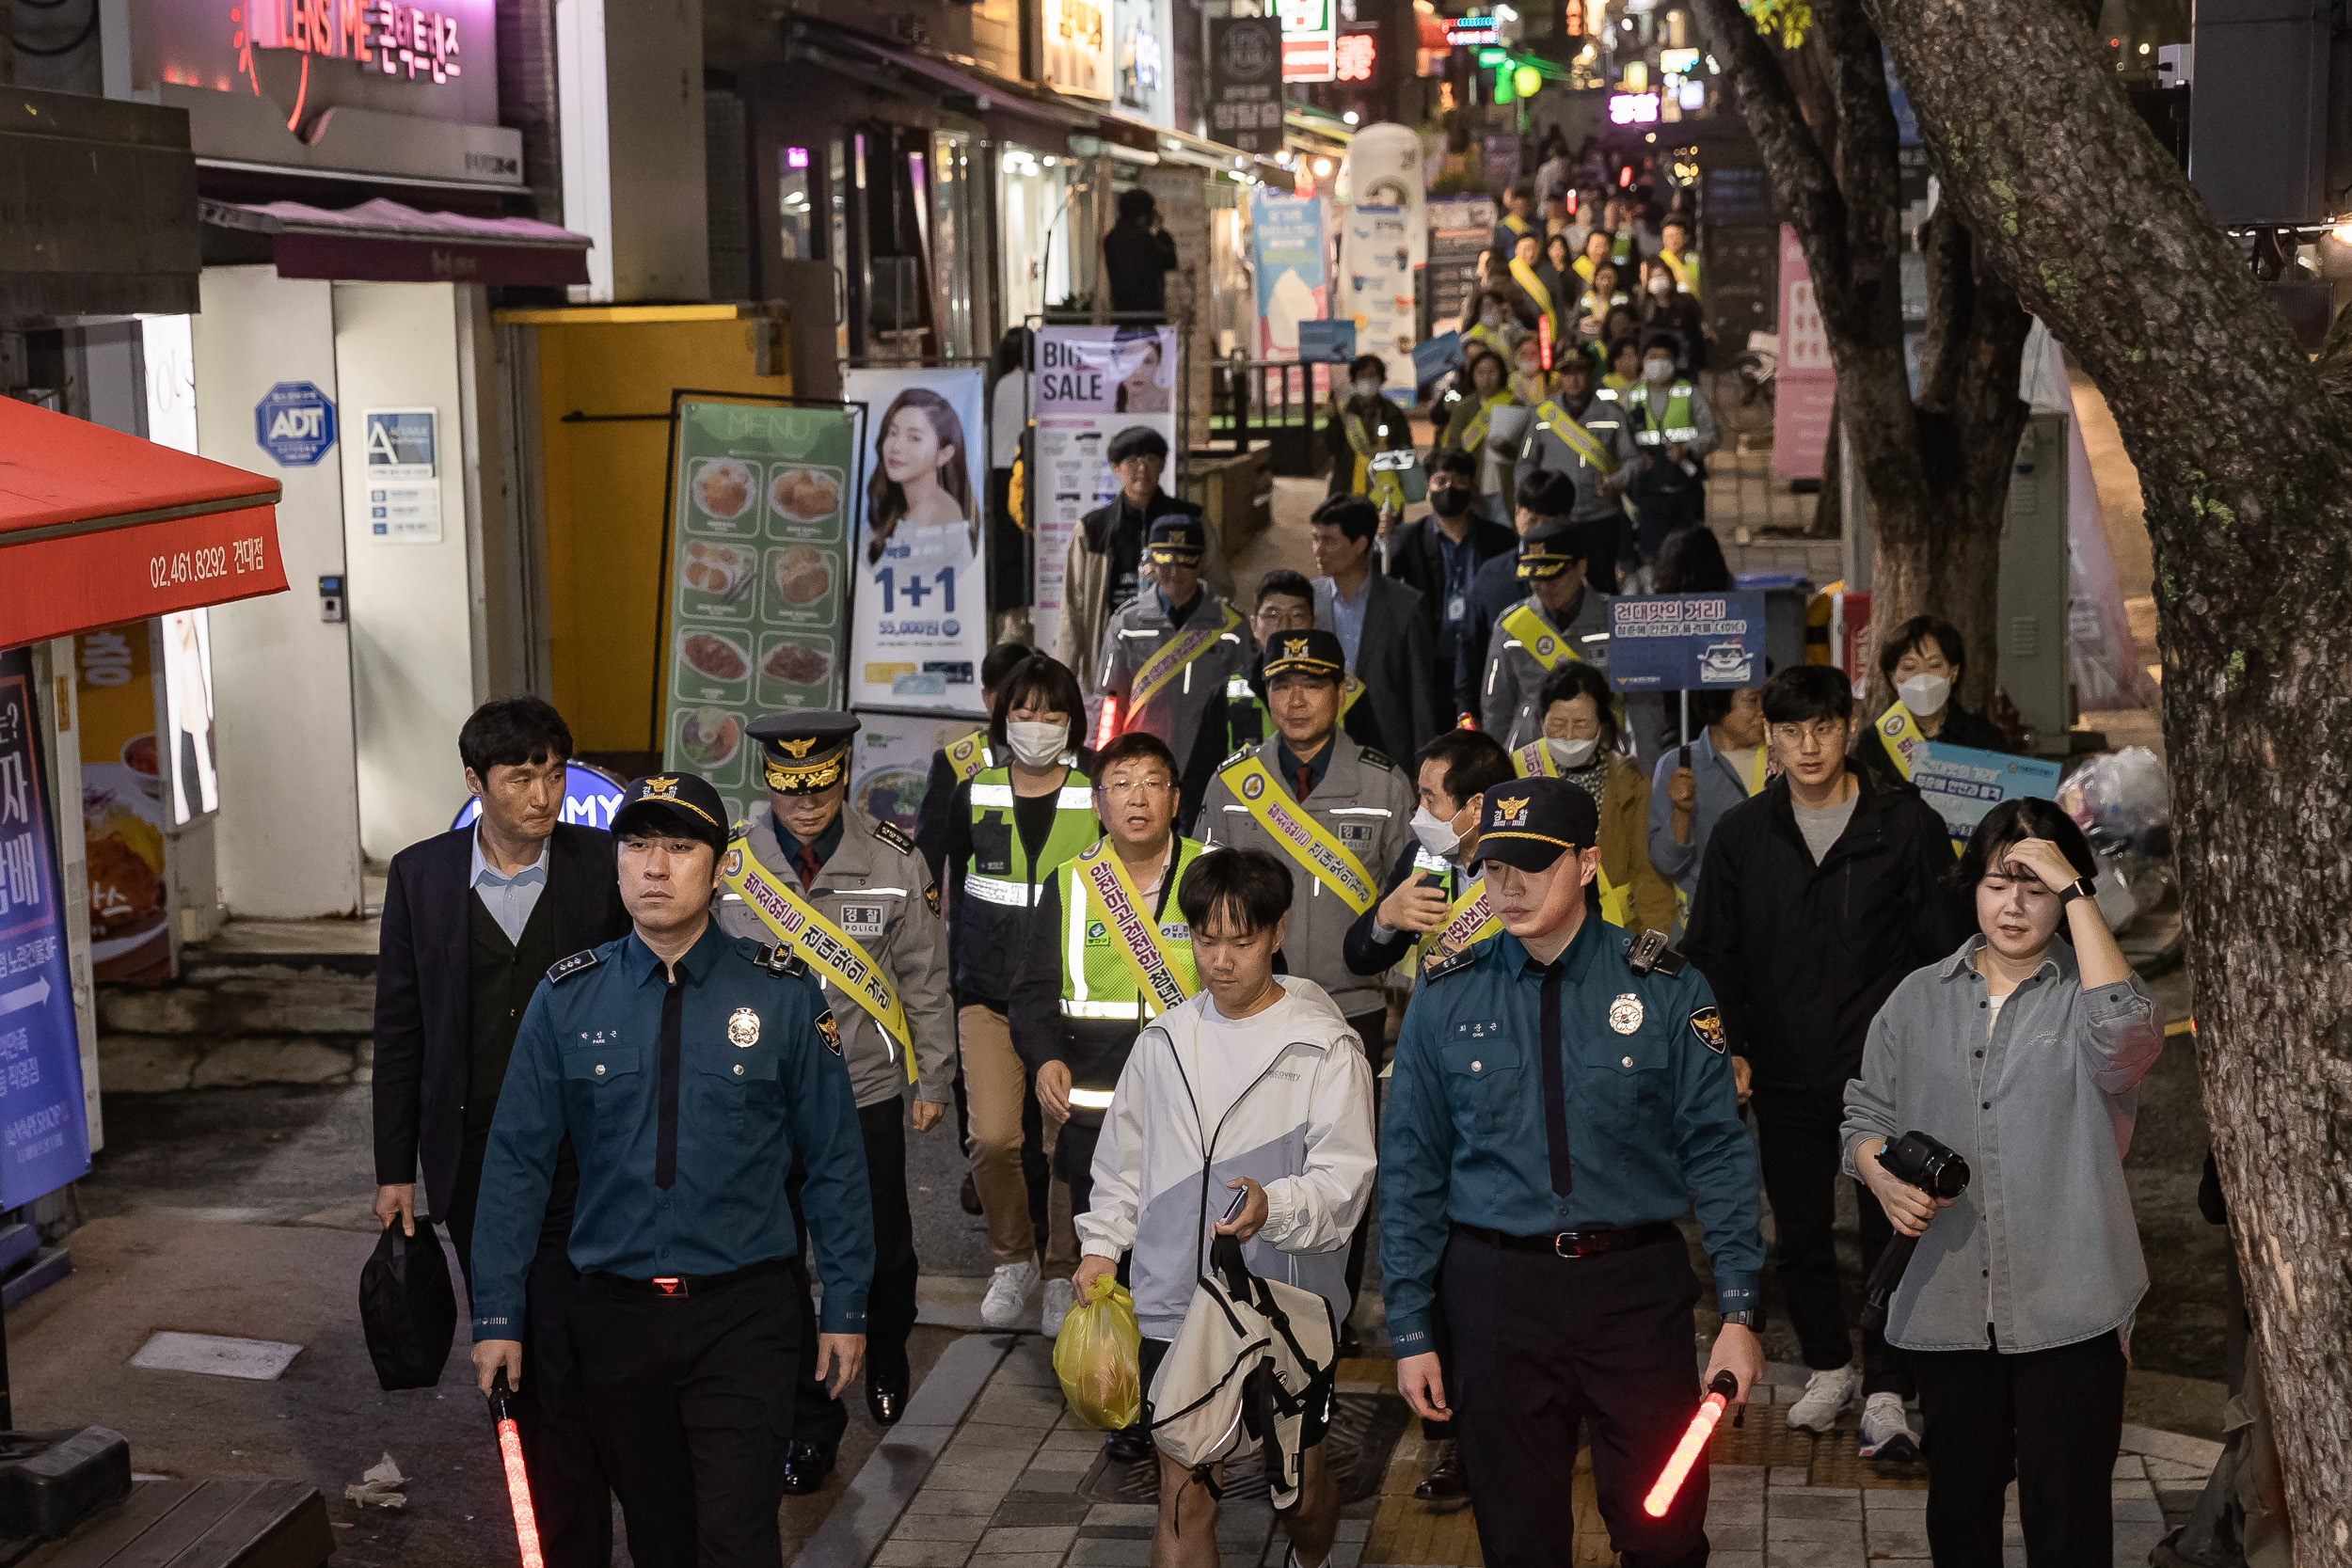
top-left (1689, 0), bottom-right (2028, 709)
top-left (1867, 0), bottom-right (2352, 1551)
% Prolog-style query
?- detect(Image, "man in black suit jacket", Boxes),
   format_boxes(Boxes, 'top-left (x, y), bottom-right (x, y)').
top-left (1311, 496), bottom-right (1440, 766)
top-left (372, 697), bottom-right (629, 1568)
top-left (1385, 449), bottom-right (1518, 723)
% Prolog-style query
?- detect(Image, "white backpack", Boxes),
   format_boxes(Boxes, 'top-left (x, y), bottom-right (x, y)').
top-left (1147, 1234), bottom-right (1336, 1513)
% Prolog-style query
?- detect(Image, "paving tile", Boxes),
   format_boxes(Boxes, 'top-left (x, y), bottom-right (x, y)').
top-left (966, 1554), bottom-right (1071, 1568)
top-left (1710, 1555), bottom-right (1763, 1568)
top-left (1769, 1491), bottom-right (1861, 1520)
top-left (875, 1539), bottom-right (979, 1567)
top-left (892, 1514), bottom-right (993, 1544)
top-left (1335, 1519), bottom-right (1371, 1542)
top-left (2111, 1455), bottom-right (2146, 1481)
top-left (2113, 1497), bottom-right (2164, 1522)
top-left (1085, 1504), bottom-right (1159, 1528)
top-left (980, 1525), bottom-right (1081, 1554)
top-left (992, 1497), bottom-right (1094, 1528)
top-left (1769, 1465), bottom-right (1812, 1489)
top-left (1766, 1514), bottom-right (1865, 1543)
top-left (1709, 1523), bottom-right (1762, 1551)
top-left (2142, 1458), bottom-right (2211, 1483)
top-left (950, 1424), bottom-right (1049, 1451)
top-left (1866, 1518), bottom-right (1929, 1557)
top-left (909, 1489), bottom-right (1018, 1515)
top-left (1018, 1463), bottom-right (1095, 1492)
top-left (1068, 1537), bottom-right (1154, 1566)
top-left (930, 1461), bottom-right (1036, 1493)
top-left (1325, 1541), bottom-right (1365, 1567)
top-left (1040, 1431), bottom-right (1105, 1454)
top-left (1863, 1489), bottom-right (1929, 1512)
top-left (1708, 1502), bottom-right (1762, 1529)
top-left (1762, 1545), bottom-right (1862, 1568)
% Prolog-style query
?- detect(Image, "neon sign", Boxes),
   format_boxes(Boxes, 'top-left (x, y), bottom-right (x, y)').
top-left (1608, 91), bottom-right (1660, 123)
top-left (1335, 28), bottom-right (1376, 81)
top-left (1444, 14), bottom-right (1499, 44)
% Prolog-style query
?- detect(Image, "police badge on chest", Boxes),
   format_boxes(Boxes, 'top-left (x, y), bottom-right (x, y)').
top-left (838, 903), bottom-right (885, 938)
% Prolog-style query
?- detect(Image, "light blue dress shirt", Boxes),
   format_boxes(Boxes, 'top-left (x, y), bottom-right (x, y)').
top-left (469, 830), bottom-right (551, 947)
top-left (1314, 573), bottom-right (1373, 672)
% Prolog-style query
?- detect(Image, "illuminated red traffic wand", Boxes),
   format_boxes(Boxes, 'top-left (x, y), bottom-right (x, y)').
top-left (488, 1369), bottom-right (548, 1568)
top-left (1643, 1370), bottom-right (1741, 1518)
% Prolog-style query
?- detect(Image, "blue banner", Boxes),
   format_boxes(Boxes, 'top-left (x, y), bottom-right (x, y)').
top-left (1606, 593), bottom-right (1769, 691)
top-left (1295, 320), bottom-right (1357, 363)
top-left (0, 648), bottom-right (92, 1208)
top-left (1906, 740), bottom-right (2064, 848)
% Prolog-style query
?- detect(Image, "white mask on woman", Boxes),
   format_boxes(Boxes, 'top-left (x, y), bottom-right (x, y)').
top-left (1410, 803), bottom-right (1464, 857)
top-left (1006, 720), bottom-right (1072, 768)
top-left (1898, 673), bottom-right (1952, 717)
top-left (1644, 357), bottom-right (1677, 383)
top-left (1648, 273), bottom-right (1677, 297)
top-left (1351, 377), bottom-right (1382, 401)
top-left (1547, 736), bottom-right (1600, 769)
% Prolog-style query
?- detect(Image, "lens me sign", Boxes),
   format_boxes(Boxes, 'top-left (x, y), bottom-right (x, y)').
top-left (149, 0), bottom-right (500, 129)
top-left (250, 1), bottom-right (466, 85)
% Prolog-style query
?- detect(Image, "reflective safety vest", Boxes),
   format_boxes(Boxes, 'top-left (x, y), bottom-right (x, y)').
top-left (1661, 249), bottom-right (1701, 299)
top-left (954, 760), bottom-right (1099, 993)
top-left (1057, 836), bottom-right (1210, 1026)
top-left (1628, 383), bottom-right (1700, 447)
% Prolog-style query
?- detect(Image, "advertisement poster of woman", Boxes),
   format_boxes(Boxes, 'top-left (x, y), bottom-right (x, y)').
top-left (845, 369), bottom-right (993, 716)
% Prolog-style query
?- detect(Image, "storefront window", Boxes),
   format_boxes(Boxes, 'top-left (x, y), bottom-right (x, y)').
top-left (999, 147), bottom-right (1072, 325)
top-left (780, 144), bottom-right (814, 262)
top-left (832, 138), bottom-right (852, 363)
top-left (931, 132), bottom-right (980, 360)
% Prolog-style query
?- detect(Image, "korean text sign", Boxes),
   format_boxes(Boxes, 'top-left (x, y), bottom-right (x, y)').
top-left (0, 649), bottom-right (92, 1208)
top-left (1028, 326), bottom-right (1181, 659)
top-left (1606, 593), bottom-right (1769, 691)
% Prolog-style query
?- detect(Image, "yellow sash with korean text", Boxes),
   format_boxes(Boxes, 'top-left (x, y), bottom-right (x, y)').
top-left (1533, 397), bottom-right (1615, 473)
top-left (1875, 702), bottom-right (1962, 856)
top-left (1218, 754), bottom-right (1379, 914)
top-left (721, 838), bottom-right (915, 1075)
top-left (1511, 257), bottom-right (1561, 341)
top-left (1073, 840), bottom-right (1199, 1013)
top-left (944, 730), bottom-right (993, 786)
top-left (1414, 873), bottom-right (1502, 972)
top-left (1501, 602), bottom-right (1582, 673)
top-left (1131, 602), bottom-right (1243, 710)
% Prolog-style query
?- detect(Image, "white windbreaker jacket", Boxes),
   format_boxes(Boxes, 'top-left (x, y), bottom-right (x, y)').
top-left (1079, 977), bottom-right (1378, 1341)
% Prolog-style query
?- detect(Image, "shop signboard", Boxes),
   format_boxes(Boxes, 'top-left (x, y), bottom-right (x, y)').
top-left (362, 407), bottom-right (441, 543)
top-left (1044, 0), bottom-right (1115, 99)
top-left (74, 626), bottom-right (172, 984)
top-left (843, 368), bottom-right (992, 721)
top-left (1772, 223), bottom-right (1836, 480)
top-left (1249, 186), bottom-right (1327, 356)
top-left (1279, 0), bottom-right (1336, 81)
top-left (661, 397), bottom-right (862, 830)
top-left (146, 0), bottom-right (501, 128)
top-left (254, 381), bottom-right (336, 466)
top-left (1208, 16), bottom-right (1285, 155)
top-left (0, 647), bottom-right (94, 1208)
top-left (1338, 205), bottom-right (1416, 398)
top-left (1425, 195), bottom-right (1495, 325)
top-left (1029, 325), bottom-right (1183, 659)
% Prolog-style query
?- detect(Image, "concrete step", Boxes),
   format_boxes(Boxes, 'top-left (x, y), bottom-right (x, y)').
top-left (98, 927), bottom-right (376, 1094)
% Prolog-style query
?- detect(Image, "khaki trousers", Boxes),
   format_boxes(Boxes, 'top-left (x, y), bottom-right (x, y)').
top-left (958, 1003), bottom-right (1077, 1271)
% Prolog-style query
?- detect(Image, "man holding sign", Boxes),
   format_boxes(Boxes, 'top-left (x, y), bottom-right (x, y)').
top-left (713, 713), bottom-right (953, 1487)
top-left (1098, 517), bottom-right (1253, 829)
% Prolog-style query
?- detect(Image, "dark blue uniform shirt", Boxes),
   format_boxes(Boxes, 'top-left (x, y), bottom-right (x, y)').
top-left (1379, 913), bottom-right (1763, 1352)
top-left (469, 921), bottom-right (876, 1338)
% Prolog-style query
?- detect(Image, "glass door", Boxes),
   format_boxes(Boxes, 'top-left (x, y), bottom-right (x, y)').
top-left (931, 131), bottom-right (980, 360)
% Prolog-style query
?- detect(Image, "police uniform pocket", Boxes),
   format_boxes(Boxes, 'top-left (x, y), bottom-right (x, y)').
top-left (1592, 1025), bottom-right (1671, 1117)
top-left (1441, 1037), bottom-right (1526, 1136)
top-left (699, 1050), bottom-right (785, 1132)
top-left (562, 1040), bottom-right (643, 1147)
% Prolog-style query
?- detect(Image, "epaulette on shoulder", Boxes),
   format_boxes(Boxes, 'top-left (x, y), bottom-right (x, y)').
top-left (729, 816), bottom-right (755, 841)
top-left (1220, 744), bottom-right (1257, 771)
top-left (1359, 747), bottom-right (1396, 773)
top-left (1423, 940), bottom-right (1488, 984)
top-left (871, 818), bottom-right (917, 856)
top-left (762, 942), bottom-right (808, 979)
top-left (548, 949), bottom-right (600, 985)
top-left (1621, 928), bottom-right (1689, 978)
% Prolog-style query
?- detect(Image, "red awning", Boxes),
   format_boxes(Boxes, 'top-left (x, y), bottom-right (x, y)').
top-left (199, 198), bottom-right (594, 288)
top-left (0, 401), bottom-right (288, 650)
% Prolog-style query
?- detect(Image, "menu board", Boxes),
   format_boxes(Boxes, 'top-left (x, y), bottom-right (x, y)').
top-left (661, 397), bottom-right (862, 828)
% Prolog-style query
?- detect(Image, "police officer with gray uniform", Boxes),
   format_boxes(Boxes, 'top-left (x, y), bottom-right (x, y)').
top-left (1098, 515), bottom-right (1254, 827)
top-left (1197, 627), bottom-right (1413, 1349)
top-left (713, 712), bottom-right (953, 1489)
top-left (1380, 776), bottom-right (1766, 1568)
top-left (1512, 356), bottom-right (1641, 593)
top-left (1481, 523), bottom-right (1615, 749)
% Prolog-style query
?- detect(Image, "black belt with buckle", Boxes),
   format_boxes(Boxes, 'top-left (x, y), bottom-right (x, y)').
top-left (597, 1258), bottom-right (792, 1298)
top-left (1454, 1220), bottom-right (1680, 1258)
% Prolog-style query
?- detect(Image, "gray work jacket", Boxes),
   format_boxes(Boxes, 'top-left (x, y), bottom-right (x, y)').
top-left (715, 809), bottom-right (956, 1110)
top-left (1479, 588), bottom-right (1614, 748)
top-left (1841, 936), bottom-right (2164, 1354)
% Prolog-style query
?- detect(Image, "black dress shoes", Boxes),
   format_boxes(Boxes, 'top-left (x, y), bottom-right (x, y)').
top-left (781, 1439), bottom-right (836, 1495)
top-left (866, 1367), bottom-right (909, 1426)
top-left (1413, 1439), bottom-right (1469, 1508)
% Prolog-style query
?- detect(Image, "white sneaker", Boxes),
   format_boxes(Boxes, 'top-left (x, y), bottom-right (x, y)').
top-left (1785, 1364), bottom-right (1860, 1433)
top-left (981, 1259), bottom-right (1041, 1329)
top-left (1040, 1277), bottom-right (1077, 1338)
top-left (1857, 1391), bottom-right (1922, 1462)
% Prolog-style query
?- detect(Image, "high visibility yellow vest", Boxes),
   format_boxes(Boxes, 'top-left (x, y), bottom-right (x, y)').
top-left (963, 763), bottom-right (1098, 913)
top-left (1057, 837), bottom-right (1210, 1022)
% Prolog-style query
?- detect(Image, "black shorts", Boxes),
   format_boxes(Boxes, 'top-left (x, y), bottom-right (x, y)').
top-left (1138, 1334), bottom-right (1336, 1451)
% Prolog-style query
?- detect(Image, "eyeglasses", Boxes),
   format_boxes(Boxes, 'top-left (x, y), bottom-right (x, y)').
top-left (1768, 721), bottom-right (1847, 749)
top-left (1097, 777), bottom-right (1173, 797)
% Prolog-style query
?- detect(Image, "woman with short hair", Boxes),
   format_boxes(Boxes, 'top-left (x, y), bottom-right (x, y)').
top-left (1844, 796), bottom-right (2163, 1566)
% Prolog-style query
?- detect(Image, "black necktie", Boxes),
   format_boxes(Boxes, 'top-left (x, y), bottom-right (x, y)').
top-left (655, 975), bottom-right (684, 1190)
top-left (1539, 961), bottom-right (1573, 1197)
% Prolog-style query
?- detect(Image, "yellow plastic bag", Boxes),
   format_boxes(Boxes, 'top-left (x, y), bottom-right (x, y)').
top-left (1052, 1275), bottom-right (1142, 1431)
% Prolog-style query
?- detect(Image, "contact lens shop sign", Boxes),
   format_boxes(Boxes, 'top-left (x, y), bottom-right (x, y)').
top-left (662, 398), bottom-right (860, 828)
top-left (0, 648), bottom-right (93, 1208)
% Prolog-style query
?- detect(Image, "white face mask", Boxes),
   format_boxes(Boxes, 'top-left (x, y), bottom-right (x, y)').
top-left (1481, 309), bottom-right (1502, 329)
top-left (1006, 720), bottom-right (1071, 768)
top-left (1648, 274), bottom-right (1676, 296)
top-left (1898, 673), bottom-right (1952, 717)
top-left (1410, 803), bottom-right (1464, 858)
top-left (1644, 357), bottom-right (1677, 383)
top-left (1351, 377), bottom-right (1381, 400)
top-left (1547, 736), bottom-right (1600, 769)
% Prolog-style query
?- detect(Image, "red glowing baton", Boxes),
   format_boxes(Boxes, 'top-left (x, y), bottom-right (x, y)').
top-left (488, 1370), bottom-right (548, 1568)
top-left (1643, 1370), bottom-right (1740, 1518)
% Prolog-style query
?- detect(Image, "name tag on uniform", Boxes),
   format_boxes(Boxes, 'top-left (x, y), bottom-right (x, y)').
top-left (837, 904), bottom-right (885, 938)
top-left (1337, 823), bottom-right (1373, 847)
top-left (1447, 594), bottom-right (1467, 625)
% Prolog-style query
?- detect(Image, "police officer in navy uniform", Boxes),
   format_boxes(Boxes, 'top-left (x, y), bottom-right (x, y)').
top-left (469, 770), bottom-right (875, 1568)
top-left (1380, 775), bottom-right (1766, 1567)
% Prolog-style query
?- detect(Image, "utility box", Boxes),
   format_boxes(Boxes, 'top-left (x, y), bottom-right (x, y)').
top-left (2186, 0), bottom-right (2343, 225)
top-left (1996, 414), bottom-right (2074, 756)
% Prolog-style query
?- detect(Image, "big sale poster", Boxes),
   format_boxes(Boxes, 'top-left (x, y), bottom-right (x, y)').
top-left (844, 367), bottom-right (992, 718)
top-left (661, 396), bottom-right (859, 830)
top-left (1029, 325), bottom-right (1182, 658)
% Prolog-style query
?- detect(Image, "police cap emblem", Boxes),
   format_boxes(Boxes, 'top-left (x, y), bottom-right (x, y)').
top-left (727, 1006), bottom-right (761, 1048)
top-left (1609, 993), bottom-right (1644, 1035)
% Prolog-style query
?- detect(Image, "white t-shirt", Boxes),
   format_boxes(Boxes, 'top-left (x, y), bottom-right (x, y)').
top-left (1184, 985), bottom-right (1309, 1140)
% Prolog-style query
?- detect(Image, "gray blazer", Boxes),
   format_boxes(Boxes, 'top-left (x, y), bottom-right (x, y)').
top-left (1841, 937), bottom-right (2164, 1354)
top-left (1315, 572), bottom-right (1440, 765)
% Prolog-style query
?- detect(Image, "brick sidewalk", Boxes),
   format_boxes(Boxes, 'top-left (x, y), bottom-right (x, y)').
top-left (803, 1336), bottom-right (2217, 1568)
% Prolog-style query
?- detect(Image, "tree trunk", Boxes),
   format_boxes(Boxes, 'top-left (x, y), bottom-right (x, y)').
top-left (1867, 0), bottom-right (2352, 1552)
top-left (1688, 0), bottom-right (2026, 705)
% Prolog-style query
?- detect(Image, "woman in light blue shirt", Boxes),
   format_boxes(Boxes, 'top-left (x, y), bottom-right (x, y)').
top-left (1646, 685), bottom-right (1768, 911)
top-left (1843, 796), bottom-right (2163, 1568)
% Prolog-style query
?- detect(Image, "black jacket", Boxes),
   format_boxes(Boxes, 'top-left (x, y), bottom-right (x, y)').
top-left (1680, 766), bottom-right (1970, 1116)
top-left (1323, 396), bottom-right (1415, 498)
top-left (1386, 506), bottom-right (1518, 675)
top-left (1104, 222), bottom-right (1180, 316)
top-left (372, 823), bottom-right (631, 1212)
top-left (1851, 702), bottom-right (2010, 797)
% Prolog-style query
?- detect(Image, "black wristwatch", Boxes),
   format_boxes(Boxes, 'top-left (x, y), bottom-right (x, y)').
top-left (2059, 875), bottom-right (2097, 905)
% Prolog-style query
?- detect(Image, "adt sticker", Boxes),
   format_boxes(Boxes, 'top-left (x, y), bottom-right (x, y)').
top-left (254, 382), bottom-right (338, 467)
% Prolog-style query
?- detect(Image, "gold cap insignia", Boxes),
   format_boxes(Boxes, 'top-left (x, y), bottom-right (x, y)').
top-left (645, 776), bottom-right (679, 799)
top-left (777, 736), bottom-right (818, 758)
top-left (1284, 637), bottom-right (1310, 657)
